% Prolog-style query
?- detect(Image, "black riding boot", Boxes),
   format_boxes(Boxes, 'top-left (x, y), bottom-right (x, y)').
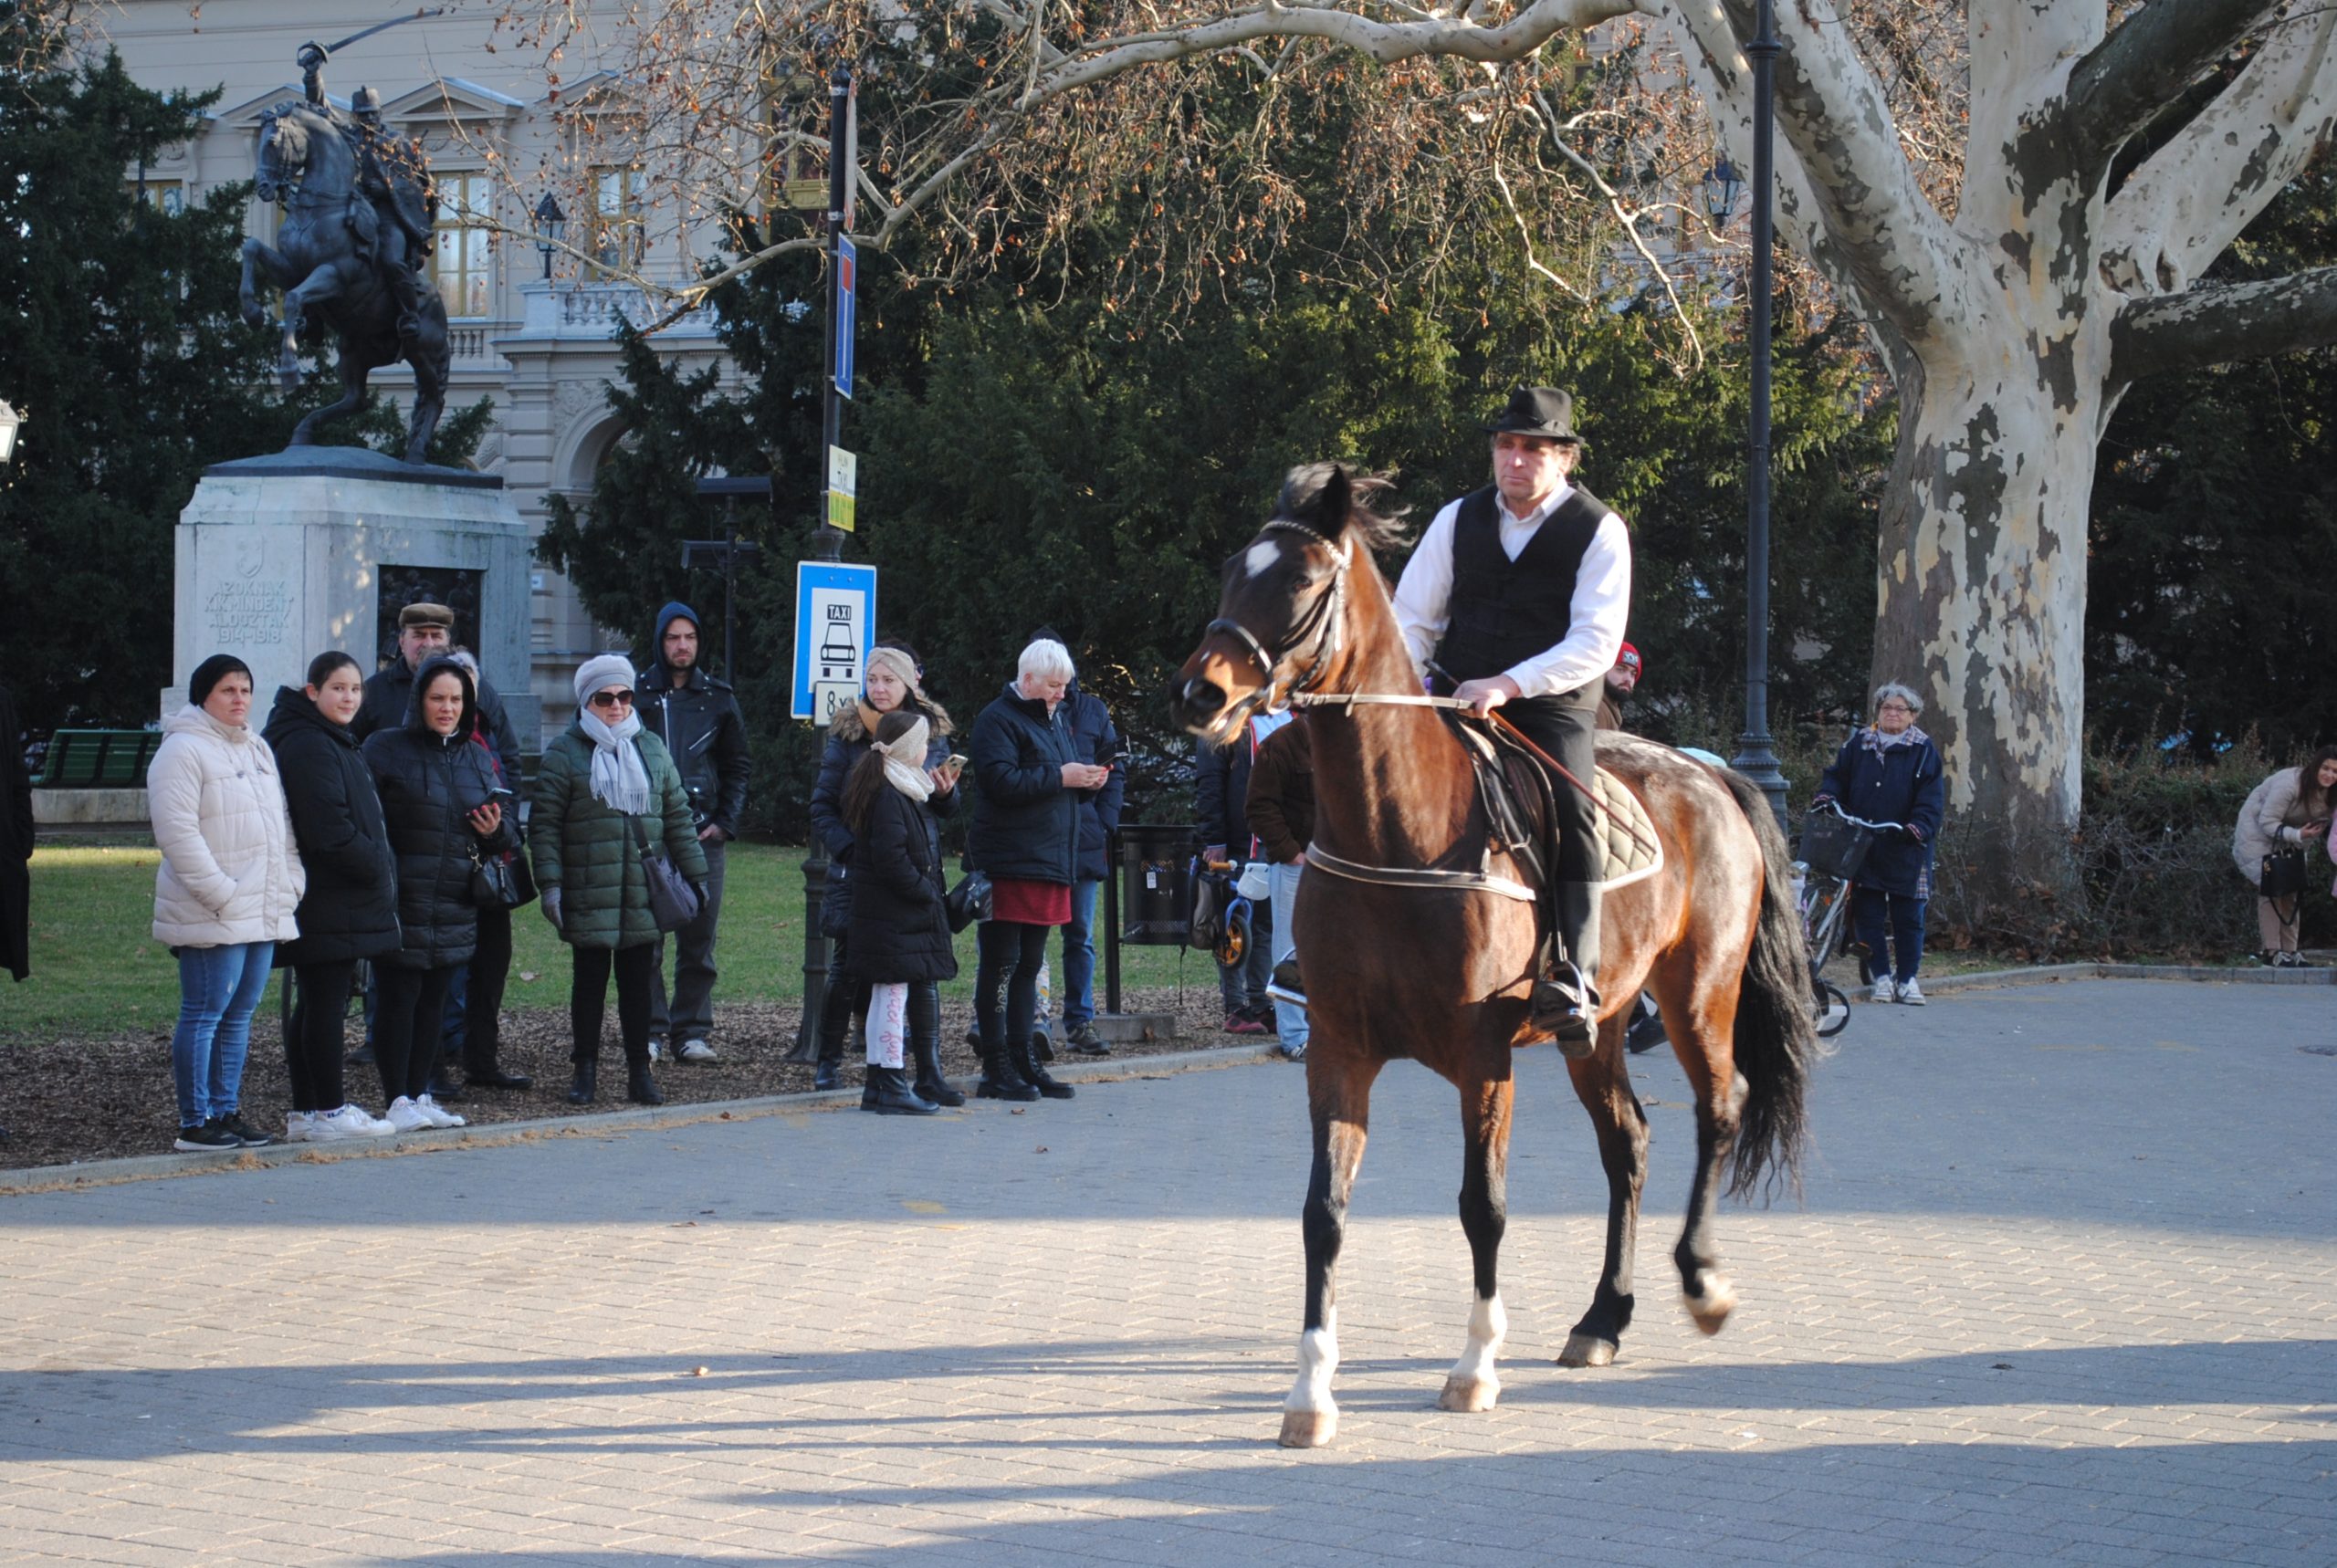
top-left (566, 1057), bottom-right (597, 1105)
top-left (1012, 1031), bottom-right (1074, 1100)
top-left (813, 968), bottom-right (856, 1090)
top-left (1531, 882), bottom-right (1603, 1059)
top-left (907, 986), bottom-right (964, 1107)
top-left (861, 1063), bottom-right (939, 1115)
top-left (626, 1055), bottom-right (664, 1106)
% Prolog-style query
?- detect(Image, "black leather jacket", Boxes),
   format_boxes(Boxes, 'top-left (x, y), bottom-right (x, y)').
top-left (636, 664), bottom-right (750, 837)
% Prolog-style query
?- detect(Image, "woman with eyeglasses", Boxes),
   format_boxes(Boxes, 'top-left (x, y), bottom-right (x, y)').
top-left (530, 656), bottom-right (707, 1106)
top-left (1812, 682), bottom-right (1947, 1005)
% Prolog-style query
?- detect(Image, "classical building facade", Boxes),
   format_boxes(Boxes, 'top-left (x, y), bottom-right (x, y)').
top-left (109, 0), bottom-right (739, 740)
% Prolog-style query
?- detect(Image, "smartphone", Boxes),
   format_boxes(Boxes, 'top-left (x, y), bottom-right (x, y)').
top-left (487, 786), bottom-right (518, 804)
top-left (944, 754), bottom-right (969, 772)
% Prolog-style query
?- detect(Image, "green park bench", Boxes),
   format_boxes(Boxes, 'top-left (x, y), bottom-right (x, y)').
top-left (30, 729), bottom-right (164, 789)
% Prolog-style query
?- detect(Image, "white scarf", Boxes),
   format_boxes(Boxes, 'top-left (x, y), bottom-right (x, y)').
top-left (880, 717), bottom-right (934, 802)
top-left (1866, 722), bottom-right (1928, 754)
top-left (578, 705), bottom-right (652, 815)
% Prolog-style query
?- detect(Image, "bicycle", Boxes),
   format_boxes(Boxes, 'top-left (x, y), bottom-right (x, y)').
top-left (1794, 800), bottom-right (1905, 1039)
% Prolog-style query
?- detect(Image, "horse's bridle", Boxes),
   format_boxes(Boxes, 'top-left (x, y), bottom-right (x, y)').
top-left (1204, 517), bottom-right (1354, 719)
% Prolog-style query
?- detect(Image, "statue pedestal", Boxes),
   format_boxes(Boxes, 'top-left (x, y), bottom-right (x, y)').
top-left (168, 448), bottom-right (540, 744)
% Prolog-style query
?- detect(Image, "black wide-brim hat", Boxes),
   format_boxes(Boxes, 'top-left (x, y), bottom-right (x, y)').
top-left (1483, 385), bottom-right (1582, 444)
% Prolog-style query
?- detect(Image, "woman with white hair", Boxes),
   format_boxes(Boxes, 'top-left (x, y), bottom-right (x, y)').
top-left (1813, 682), bottom-right (1947, 1005)
top-left (530, 655), bottom-right (708, 1106)
top-left (967, 638), bottom-right (1110, 1100)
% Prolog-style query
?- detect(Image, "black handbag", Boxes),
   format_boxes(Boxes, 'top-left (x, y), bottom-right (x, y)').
top-left (945, 868), bottom-right (992, 933)
top-left (468, 845), bottom-right (524, 910)
top-left (630, 818), bottom-right (703, 934)
top-left (2260, 843), bottom-right (2308, 899)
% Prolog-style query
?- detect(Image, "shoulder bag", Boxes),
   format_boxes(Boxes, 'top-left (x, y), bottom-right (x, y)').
top-left (629, 817), bottom-right (703, 933)
top-left (945, 867), bottom-right (992, 934)
top-left (2260, 843), bottom-right (2307, 899)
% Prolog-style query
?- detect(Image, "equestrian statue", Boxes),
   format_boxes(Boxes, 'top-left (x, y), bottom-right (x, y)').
top-left (239, 36), bottom-right (449, 464)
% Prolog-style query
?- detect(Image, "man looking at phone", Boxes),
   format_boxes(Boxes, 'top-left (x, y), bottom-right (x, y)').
top-left (636, 602), bottom-right (751, 1063)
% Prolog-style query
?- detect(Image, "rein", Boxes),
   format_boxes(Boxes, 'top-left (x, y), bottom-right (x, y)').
top-left (1205, 517), bottom-right (1353, 715)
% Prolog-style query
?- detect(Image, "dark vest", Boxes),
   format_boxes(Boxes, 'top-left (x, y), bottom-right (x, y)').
top-left (1433, 484), bottom-right (1609, 694)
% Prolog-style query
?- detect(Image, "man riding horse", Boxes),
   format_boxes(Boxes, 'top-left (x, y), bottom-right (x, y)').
top-left (1391, 385), bottom-right (1630, 1045)
top-left (298, 40), bottom-right (435, 355)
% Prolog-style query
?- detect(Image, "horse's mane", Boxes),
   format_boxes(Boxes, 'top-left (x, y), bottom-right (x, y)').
top-left (1277, 462), bottom-right (1412, 556)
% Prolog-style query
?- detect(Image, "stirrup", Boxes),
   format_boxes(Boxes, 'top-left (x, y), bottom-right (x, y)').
top-left (1531, 969), bottom-right (1598, 1060)
top-left (1265, 957), bottom-right (1307, 1010)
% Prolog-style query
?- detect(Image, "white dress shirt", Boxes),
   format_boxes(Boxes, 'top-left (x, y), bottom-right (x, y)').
top-left (1390, 479), bottom-right (1631, 700)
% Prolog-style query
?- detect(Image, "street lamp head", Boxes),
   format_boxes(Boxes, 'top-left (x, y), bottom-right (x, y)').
top-left (0, 399), bottom-right (22, 464)
top-left (532, 191), bottom-right (566, 278)
top-left (1704, 160), bottom-right (1745, 227)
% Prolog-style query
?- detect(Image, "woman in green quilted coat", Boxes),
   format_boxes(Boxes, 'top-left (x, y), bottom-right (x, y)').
top-left (532, 655), bottom-right (708, 1107)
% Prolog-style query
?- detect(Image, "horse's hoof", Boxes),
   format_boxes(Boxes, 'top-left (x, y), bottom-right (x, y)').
top-left (1682, 1276), bottom-right (1738, 1336)
top-left (1277, 1408), bottom-right (1336, 1448)
top-left (1437, 1375), bottom-right (1499, 1413)
top-left (1556, 1333), bottom-right (1617, 1368)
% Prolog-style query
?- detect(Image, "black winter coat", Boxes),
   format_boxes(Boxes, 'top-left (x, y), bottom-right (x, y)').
top-left (968, 683), bottom-right (1086, 886)
top-left (638, 608), bottom-right (752, 836)
top-left (262, 687), bottom-right (402, 967)
top-left (1814, 727), bottom-right (1947, 899)
top-left (1196, 723), bottom-right (1261, 857)
top-left (361, 659), bottom-right (513, 970)
top-left (1061, 683), bottom-right (1126, 882)
top-left (809, 702), bottom-right (957, 934)
top-left (844, 783), bottom-right (959, 985)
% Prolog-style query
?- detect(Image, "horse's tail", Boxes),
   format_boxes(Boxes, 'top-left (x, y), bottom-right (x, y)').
top-left (1715, 767), bottom-right (1821, 1203)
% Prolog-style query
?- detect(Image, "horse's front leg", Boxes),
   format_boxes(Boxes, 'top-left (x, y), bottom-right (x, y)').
top-left (277, 263), bottom-right (345, 391)
top-left (1281, 1048), bottom-right (1380, 1448)
top-left (1440, 1066), bottom-right (1514, 1412)
top-left (1557, 1013), bottom-right (1650, 1367)
top-left (1652, 963), bottom-right (1748, 1337)
top-left (238, 237), bottom-right (276, 331)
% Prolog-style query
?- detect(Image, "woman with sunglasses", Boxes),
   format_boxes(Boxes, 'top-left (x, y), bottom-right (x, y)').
top-left (531, 656), bottom-right (708, 1105)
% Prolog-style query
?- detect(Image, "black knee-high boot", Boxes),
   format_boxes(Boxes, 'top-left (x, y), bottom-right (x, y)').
top-left (907, 984), bottom-right (964, 1107)
top-left (813, 967), bottom-right (857, 1091)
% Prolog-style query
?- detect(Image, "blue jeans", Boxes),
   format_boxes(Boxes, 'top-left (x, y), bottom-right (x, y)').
top-left (1851, 888), bottom-right (1926, 983)
top-left (172, 941), bottom-right (274, 1127)
top-left (1060, 878), bottom-right (1100, 1028)
top-left (1268, 862), bottom-right (1309, 1051)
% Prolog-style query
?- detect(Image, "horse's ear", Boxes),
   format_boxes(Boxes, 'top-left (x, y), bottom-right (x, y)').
top-left (1319, 463), bottom-right (1354, 538)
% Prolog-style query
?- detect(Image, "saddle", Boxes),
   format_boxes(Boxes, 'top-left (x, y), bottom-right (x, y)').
top-left (1444, 716), bottom-right (1664, 904)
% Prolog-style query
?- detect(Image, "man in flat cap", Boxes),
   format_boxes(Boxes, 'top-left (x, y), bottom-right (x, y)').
top-left (353, 601), bottom-right (524, 788)
top-left (1392, 385), bottom-right (1631, 1051)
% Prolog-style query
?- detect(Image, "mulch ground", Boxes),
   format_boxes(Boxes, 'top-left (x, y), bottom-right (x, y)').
top-left (0, 986), bottom-right (1285, 1173)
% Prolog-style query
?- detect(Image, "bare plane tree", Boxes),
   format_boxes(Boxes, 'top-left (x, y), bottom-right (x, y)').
top-left (510, 0), bottom-right (2337, 886)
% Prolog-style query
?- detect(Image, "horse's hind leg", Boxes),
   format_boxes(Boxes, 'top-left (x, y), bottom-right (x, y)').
top-left (1657, 967), bottom-right (1748, 1336)
top-left (1439, 1068), bottom-right (1513, 1412)
top-left (1558, 1013), bottom-right (1650, 1368)
top-left (1281, 1050), bottom-right (1381, 1448)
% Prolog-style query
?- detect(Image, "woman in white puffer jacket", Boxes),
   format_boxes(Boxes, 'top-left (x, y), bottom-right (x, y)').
top-left (148, 654), bottom-right (305, 1152)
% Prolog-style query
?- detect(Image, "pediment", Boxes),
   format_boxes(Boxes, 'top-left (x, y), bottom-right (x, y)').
top-left (539, 70), bottom-right (644, 114)
top-left (217, 84), bottom-right (348, 128)
top-left (384, 78), bottom-right (527, 125)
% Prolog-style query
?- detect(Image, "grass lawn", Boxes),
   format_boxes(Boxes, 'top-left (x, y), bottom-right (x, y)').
top-left (4, 841), bottom-right (1217, 1040)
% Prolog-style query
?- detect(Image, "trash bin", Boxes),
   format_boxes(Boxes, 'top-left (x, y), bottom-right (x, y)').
top-left (1118, 823), bottom-right (1196, 946)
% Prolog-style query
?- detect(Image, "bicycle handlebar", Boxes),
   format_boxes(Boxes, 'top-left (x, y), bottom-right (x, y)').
top-left (1811, 799), bottom-right (1907, 834)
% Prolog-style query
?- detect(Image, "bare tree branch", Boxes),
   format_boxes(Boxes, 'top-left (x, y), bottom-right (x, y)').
top-left (2109, 263), bottom-right (2337, 387)
top-left (2065, 0), bottom-right (2281, 177)
top-left (2100, 5), bottom-right (2337, 297)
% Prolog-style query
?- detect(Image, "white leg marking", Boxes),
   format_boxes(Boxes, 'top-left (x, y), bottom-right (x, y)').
top-left (1440, 1293), bottom-right (1505, 1411)
top-left (1244, 539), bottom-right (1284, 579)
top-left (1284, 1314), bottom-right (1339, 1415)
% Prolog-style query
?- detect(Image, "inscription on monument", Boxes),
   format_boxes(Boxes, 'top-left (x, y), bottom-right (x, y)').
top-left (205, 578), bottom-right (294, 645)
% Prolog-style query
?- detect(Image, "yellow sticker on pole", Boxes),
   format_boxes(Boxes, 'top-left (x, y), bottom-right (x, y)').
top-left (827, 445), bottom-right (857, 533)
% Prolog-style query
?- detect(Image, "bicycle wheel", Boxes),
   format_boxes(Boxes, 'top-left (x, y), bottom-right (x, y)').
top-left (1813, 979), bottom-right (1850, 1038)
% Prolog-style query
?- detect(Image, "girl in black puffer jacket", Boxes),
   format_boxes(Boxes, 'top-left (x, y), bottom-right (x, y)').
top-left (362, 656), bottom-right (512, 1131)
top-left (841, 709), bottom-right (961, 1114)
top-left (262, 653), bottom-right (402, 1143)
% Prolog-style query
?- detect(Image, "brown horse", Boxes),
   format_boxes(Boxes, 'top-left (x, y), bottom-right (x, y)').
top-left (1171, 463), bottom-right (1818, 1448)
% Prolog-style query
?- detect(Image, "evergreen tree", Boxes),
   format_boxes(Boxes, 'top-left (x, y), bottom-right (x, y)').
top-left (0, 39), bottom-right (294, 731)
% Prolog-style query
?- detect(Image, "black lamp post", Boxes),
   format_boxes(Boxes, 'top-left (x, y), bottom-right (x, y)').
top-left (1727, 0), bottom-right (1791, 831)
top-left (1703, 160), bottom-right (1744, 231)
top-left (532, 192), bottom-right (566, 281)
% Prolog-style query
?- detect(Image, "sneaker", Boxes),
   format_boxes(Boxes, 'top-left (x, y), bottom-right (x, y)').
top-left (1871, 978), bottom-right (1898, 1004)
top-left (283, 1110), bottom-right (319, 1144)
top-left (2274, 950), bottom-right (2311, 969)
top-left (1064, 1022), bottom-right (1110, 1058)
top-left (173, 1121), bottom-right (240, 1153)
top-left (677, 1039), bottom-right (718, 1063)
top-left (1223, 1012), bottom-right (1268, 1036)
top-left (1895, 977), bottom-right (1926, 1006)
top-left (385, 1096), bottom-right (434, 1133)
top-left (414, 1093), bottom-right (466, 1129)
top-left (311, 1103), bottom-right (396, 1141)
top-left (1276, 1040), bottom-right (1307, 1062)
top-left (217, 1111), bottom-right (276, 1148)
top-left (646, 1037), bottom-right (666, 1063)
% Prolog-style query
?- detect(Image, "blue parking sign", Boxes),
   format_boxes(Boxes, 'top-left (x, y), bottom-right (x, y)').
top-left (793, 561), bottom-right (877, 721)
